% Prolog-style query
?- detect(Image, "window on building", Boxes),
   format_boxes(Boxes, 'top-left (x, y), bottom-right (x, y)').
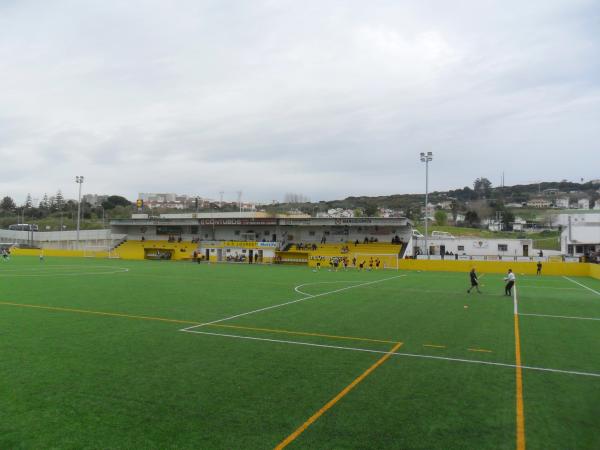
top-left (190, 226), bottom-right (198, 234)
top-left (498, 244), bottom-right (508, 252)
top-left (576, 245), bottom-right (584, 253)
top-left (457, 245), bottom-right (464, 251)
top-left (309, 231), bottom-right (315, 236)
top-left (264, 230), bottom-right (270, 235)
top-left (234, 230), bottom-right (240, 235)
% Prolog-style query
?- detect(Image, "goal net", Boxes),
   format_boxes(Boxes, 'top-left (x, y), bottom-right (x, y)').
top-left (82, 246), bottom-right (120, 259)
top-left (351, 253), bottom-right (399, 270)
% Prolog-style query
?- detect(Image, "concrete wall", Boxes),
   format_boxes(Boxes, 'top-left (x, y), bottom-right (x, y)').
top-left (0, 229), bottom-right (126, 250)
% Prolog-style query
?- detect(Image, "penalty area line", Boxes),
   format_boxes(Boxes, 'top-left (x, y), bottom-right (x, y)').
top-left (519, 313), bottom-right (600, 321)
top-left (563, 276), bottom-right (600, 297)
top-left (180, 329), bottom-right (600, 378)
top-left (180, 275), bottom-right (406, 332)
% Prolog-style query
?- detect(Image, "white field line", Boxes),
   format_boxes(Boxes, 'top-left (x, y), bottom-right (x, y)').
top-left (513, 284), bottom-right (519, 315)
top-left (516, 285), bottom-right (582, 291)
top-left (294, 280), bottom-right (365, 296)
top-left (180, 275), bottom-right (406, 332)
top-left (519, 313), bottom-right (600, 321)
top-left (563, 276), bottom-right (600, 297)
top-left (181, 329), bottom-right (600, 378)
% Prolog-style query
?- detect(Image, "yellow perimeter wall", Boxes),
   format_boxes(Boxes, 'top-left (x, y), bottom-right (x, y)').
top-left (10, 247), bottom-right (600, 279)
top-left (398, 259), bottom-right (591, 277)
top-left (13, 248), bottom-right (95, 258)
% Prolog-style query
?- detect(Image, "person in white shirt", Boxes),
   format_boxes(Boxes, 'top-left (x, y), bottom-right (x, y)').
top-left (504, 269), bottom-right (516, 296)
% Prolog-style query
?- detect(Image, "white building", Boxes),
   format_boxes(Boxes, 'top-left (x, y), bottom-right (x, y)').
top-left (578, 198), bottom-right (590, 210)
top-left (555, 197), bottom-right (570, 209)
top-left (561, 216), bottom-right (600, 260)
top-left (527, 198), bottom-right (552, 208)
top-left (413, 235), bottom-right (535, 260)
top-left (83, 194), bottom-right (108, 206)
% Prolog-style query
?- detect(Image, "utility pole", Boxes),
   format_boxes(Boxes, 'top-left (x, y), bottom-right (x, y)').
top-left (75, 176), bottom-right (84, 248)
top-left (219, 191), bottom-right (224, 209)
top-left (237, 191), bottom-right (242, 213)
top-left (420, 152), bottom-right (433, 259)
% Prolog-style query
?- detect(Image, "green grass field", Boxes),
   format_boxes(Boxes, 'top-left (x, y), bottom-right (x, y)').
top-left (1, 257), bottom-right (599, 449)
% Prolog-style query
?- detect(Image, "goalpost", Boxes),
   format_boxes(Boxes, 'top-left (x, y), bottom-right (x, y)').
top-left (82, 246), bottom-right (120, 259)
top-left (352, 253), bottom-right (400, 270)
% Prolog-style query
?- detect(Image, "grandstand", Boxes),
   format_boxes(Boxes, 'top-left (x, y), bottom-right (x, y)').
top-left (109, 213), bottom-right (413, 266)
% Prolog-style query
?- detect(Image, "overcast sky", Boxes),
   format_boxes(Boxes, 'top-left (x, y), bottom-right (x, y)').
top-left (1, 0), bottom-right (599, 204)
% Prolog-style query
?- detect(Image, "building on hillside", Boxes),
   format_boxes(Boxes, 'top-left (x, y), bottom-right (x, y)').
top-left (555, 197), bottom-right (570, 209)
top-left (543, 188), bottom-right (561, 196)
top-left (138, 193), bottom-right (218, 210)
top-left (594, 201), bottom-right (600, 210)
top-left (378, 208), bottom-right (405, 218)
top-left (578, 198), bottom-right (590, 210)
top-left (437, 200), bottom-right (453, 209)
top-left (317, 208), bottom-right (355, 218)
top-left (83, 194), bottom-right (108, 207)
top-left (527, 198), bottom-right (552, 208)
top-left (506, 202), bottom-right (524, 208)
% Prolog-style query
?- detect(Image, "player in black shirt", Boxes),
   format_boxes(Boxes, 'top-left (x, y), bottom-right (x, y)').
top-left (467, 268), bottom-right (482, 294)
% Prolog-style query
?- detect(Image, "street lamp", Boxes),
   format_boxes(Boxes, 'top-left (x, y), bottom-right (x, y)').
top-left (75, 176), bottom-right (84, 248)
top-left (420, 152), bottom-right (433, 259)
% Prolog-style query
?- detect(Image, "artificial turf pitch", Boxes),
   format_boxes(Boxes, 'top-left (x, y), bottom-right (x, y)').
top-left (0, 257), bottom-right (599, 449)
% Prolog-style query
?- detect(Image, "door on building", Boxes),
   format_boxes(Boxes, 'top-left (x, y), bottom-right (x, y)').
top-left (248, 250), bottom-right (254, 264)
top-left (522, 245), bottom-right (529, 257)
top-left (216, 249), bottom-right (223, 262)
top-left (272, 234), bottom-right (277, 242)
top-left (205, 249), bottom-right (209, 261)
top-left (440, 245), bottom-right (446, 258)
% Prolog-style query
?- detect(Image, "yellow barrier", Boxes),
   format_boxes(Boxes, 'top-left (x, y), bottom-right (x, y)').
top-left (12, 248), bottom-right (101, 258)
top-left (398, 259), bottom-right (591, 277)
top-left (589, 264), bottom-right (600, 280)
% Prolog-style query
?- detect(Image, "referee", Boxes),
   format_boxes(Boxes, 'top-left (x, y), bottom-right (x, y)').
top-left (504, 269), bottom-right (516, 296)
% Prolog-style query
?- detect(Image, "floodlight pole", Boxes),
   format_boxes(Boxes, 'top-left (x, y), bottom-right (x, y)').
top-left (420, 152), bottom-right (433, 259)
top-left (75, 176), bottom-right (84, 248)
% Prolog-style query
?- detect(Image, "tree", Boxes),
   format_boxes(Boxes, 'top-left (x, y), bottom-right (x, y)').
top-left (473, 178), bottom-right (492, 199)
top-left (0, 196), bottom-right (16, 211)
top-left (24, 193), bottom-right (33, 209)
top-left (364, 204), bottom-right (378, 217)
top-left (434, 210), bottom-right (448, 226)
top-left (101, 195), bottom-right (132, 210)
top-left (39, 193), bottom-right (50, 210)
top-left (55, 190), bottom-right (65, 211)
top-left (465, 210), bottom-right (480, 227)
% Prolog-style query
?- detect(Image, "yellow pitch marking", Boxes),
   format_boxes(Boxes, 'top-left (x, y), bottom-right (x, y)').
top-left (210, 323), bottom-right (398, 345)
top-left (423, 344), bottom-right (446, 349)
top-left (468, 348), bottom-right (493, 353)
top-left (514, 313), bottom-right (526, 450)
top-left (0, 301), bottom-right (399, 346)
top-left (274, 342), bottom-right (403, 450)
top-left (0, 301), bottom-right (199, 325)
